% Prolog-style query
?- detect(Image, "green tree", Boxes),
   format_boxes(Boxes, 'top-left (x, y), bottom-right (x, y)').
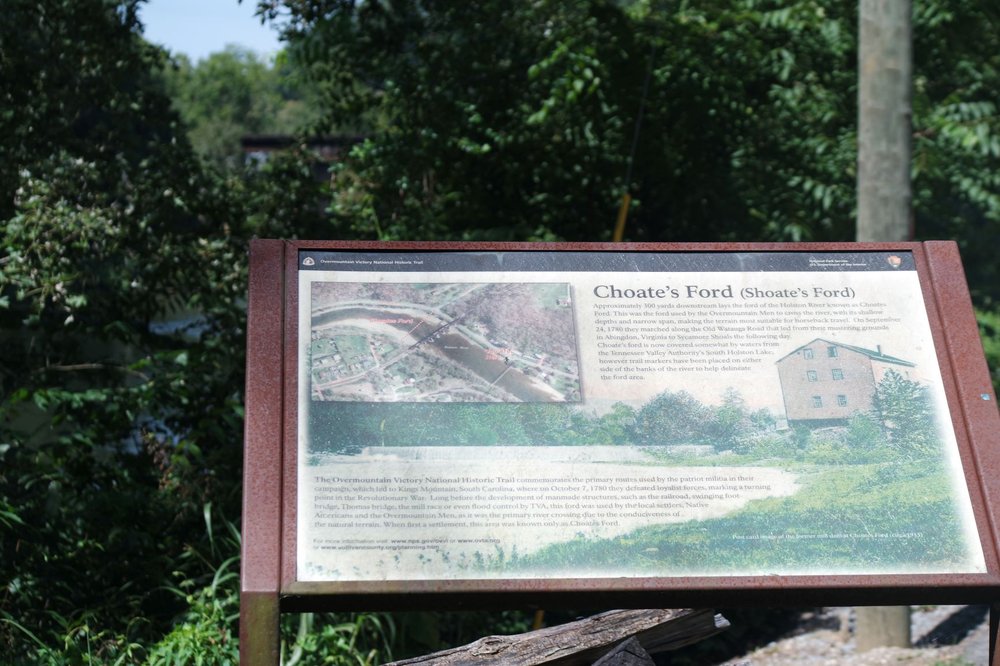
top-left (0, 0), bottom-right (250, 655)
top-left (592, 402), bottom-right (638, 445)
top-left (706, 388), bottom-right (752, 451)
top-left (258, 0), bottom-right (860, 243)
top-left (872, 370), bottom-right (938, 457)
top-left (910, 0), bottom-right (1000, 306)
top-left (634, 390), bottom-right (710, 446)
top-left (844, 412), bottom-right (887, 453)
top-left (161, 46), bottom-right (322, 167)
top-left (259, 0), bottom-right (1000, 303)
top-left (1, 0), bottom-right (174, 220)
top-left (282, 0), bottom-right (637, 241)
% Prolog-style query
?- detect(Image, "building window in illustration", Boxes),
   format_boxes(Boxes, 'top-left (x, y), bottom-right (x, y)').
top-left (827, 346), bottom-right (838, 358)
top-left (807, 370), bottom-right (818, 382)
top-left (803, 348), bottom-right (814, 359)
top-left (811, 395), bottom-right (823, 408)
top-left (831, 368), bottom-right (844, 380)
top-left (837, 394), bottom-right (848, 406)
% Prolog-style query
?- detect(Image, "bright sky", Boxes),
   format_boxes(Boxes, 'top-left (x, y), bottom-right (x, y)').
top-left (140, 0), bottom-right (283, 62)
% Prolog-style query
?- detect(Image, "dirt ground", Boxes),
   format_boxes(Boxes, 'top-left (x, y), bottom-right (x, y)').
top-left (715, 605), bottom-right (992, 666)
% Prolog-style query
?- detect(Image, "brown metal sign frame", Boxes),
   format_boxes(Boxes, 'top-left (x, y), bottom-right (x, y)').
top-left (241, 240), bottom-right (1000, 665)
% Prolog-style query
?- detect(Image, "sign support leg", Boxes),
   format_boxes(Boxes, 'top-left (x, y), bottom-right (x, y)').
top-left (241, 239), bottom-right (286, 666)
top-left (990, 602), bottom-right (998, 666)
top-left (240, 591), bottom-right (280, 666)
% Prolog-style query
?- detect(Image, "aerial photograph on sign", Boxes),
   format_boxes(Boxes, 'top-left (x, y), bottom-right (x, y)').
top-left (309, 281), bottom-right (581, 403)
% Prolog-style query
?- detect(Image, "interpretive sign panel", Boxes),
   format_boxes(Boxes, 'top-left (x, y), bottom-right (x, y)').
top-left (292, 248), bottom-right (989, 582)
top-left (242, 240), bottom-right (1000, 666)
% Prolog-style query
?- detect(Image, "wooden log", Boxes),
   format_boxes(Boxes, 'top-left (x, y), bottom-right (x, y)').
top-left (591, 637), bottom-right (654, 666)
top-left (384, 608), bottom-right (729, 666)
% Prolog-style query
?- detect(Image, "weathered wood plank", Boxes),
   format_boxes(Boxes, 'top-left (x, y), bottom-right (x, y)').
top-left (591, 637), bottom-right (654, 666)
top-left (384, 608), bottom-right (729, 666)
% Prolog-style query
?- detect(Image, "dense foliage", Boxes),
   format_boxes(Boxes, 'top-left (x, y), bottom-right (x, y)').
top-left (1, 0), bottom-right (999, 661)
top-left (261, 0), bottom-right (1000, 296)
top-left (0, 0), bottom-right (333, 659)
top-left (161, 46), bottom-right (322, 167)
top-left (0, 0), bottom-right (251, 659)
top-left (309, 388), bottom-right (771, 453)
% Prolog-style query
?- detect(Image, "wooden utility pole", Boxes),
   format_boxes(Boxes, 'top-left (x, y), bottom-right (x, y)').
top-left (857, 0), bottom-right (913, 242)
top-left (855, 0), bottom-right (913, 649)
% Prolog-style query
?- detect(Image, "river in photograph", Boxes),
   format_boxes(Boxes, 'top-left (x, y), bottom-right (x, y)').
top-left (313, 307), bottom-right (555, 401)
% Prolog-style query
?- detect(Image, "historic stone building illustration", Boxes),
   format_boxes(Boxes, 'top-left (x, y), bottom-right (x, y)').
top-left (776, 338), bottom-right (918, 427)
